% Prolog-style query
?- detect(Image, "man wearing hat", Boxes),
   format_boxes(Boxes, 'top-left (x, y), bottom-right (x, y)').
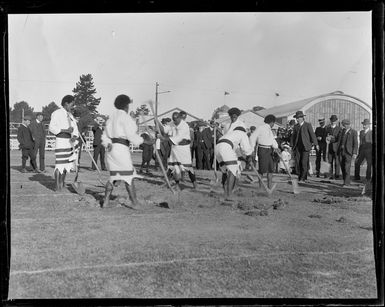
top-left (291, 111), bottom-right (319, 182)
top-left (354, 119), bottom-right (372, 181)
top-left (314, 118), bottom-right (327, 177)
top-left (17, 115), bottom-right (38, 173)
top-left (337, 119), bottom-right (358, 187)
top-left (91, 117), bottom-right (107, 171)
top-left (326, 115), bottom-right (342, 179)
top-left (29, 112), bottom-right (46, 172)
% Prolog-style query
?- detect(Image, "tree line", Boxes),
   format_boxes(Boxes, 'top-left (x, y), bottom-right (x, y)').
top-left (10, 73), bottom-right (266, 125)
top-left (10, 74), bottom-right (104, 126)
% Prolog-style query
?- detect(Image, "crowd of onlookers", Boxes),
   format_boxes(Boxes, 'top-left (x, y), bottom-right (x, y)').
top-left (16, 110), bottom-right (372, 187)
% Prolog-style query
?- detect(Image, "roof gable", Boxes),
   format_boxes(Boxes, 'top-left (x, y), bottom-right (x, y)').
top-left (139, 107), bottom-right (202, 124)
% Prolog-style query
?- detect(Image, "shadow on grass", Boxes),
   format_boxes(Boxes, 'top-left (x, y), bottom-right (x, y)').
top-left (28, 173), bottom-right (56, 192)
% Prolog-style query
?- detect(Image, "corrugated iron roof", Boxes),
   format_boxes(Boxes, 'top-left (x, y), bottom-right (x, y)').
top-left (256, 91), bottom-right (370, 118)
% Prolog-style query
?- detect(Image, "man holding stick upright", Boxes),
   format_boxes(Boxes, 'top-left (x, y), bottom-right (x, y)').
top-left (49, 95), bottom-right (79, 191)
top-left (157, 112), bottom-right (197, 191)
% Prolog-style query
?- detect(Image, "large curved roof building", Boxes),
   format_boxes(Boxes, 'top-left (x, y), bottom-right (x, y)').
top-left (257, 91), bottom-right (372, 131)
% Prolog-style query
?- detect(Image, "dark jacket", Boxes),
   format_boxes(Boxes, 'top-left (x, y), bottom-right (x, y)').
top-left (291, 122), bottom-right (318, 151)
top-left (338, 128), bottom-right (358, 156)
top-left (92, 126), bottom-right (103, 146)
top-left (201, 127), bottom-right (214, 149)
top-left (359, 129), bottom-right (372, 150)
top-left (17, 124), bottom-right (35, 150)
top-left (315, 125), bottom-right (327, 144)
top-left (326, 124), bottom-right (342, 152)
top-left (29, 120), bottom-right (46, 143)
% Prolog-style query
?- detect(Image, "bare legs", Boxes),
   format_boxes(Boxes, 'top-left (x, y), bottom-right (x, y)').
top-left (54, 169), bottom-right (67, 191)
top-left (102, 180), bottom-right (141, 209)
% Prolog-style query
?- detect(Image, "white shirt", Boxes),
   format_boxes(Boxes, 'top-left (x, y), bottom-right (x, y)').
top-left (170, 120), bottom-right (191, 145)
top-left (219, 129), bottom-right (253, 156)
top-left (102, 109), bottom-right (144, 147)
top-left (49, 107), bottom-right (79, 137)
top-left (249, 123), bottom-right (279, 149)
top-left (224, 119), bottom-right (247, 134)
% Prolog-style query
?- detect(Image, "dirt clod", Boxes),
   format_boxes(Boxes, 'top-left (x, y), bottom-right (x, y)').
top-left (273, 199), bottom-right (286, 210)
top-left (244, 211), bottom-right (259, 217)
top-left (159, 202), bottom-right (169, 209)
top-left (308, 214), bottom-right (322, 219)
top-left (336, 217), bottom-right (346, 223)
top-left (259, 209), bottom-right (269, 216)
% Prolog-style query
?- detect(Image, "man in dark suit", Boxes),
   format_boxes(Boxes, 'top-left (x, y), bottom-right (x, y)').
top-left (326, 115), bottom-right (342, 179)
top-left (314, 118), bottom-right (327, 177)
top-left (29, 112), bottom-right (46, 172)
top-left (91, 117), bottom-right (107, 171)
top-left (17, 115), bottom-right (38, 173)
top-left (291, 111), bottom-right (319, 182)
top-left (201, 124), bottom-right (214, 170)
top-left (195, 124), bottom-right (205, 170)
top-left (354, 119), bottom-right (372, 182)
top-left (338, 119), bottom-right (358, 187)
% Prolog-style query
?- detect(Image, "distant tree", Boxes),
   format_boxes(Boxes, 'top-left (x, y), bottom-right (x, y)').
top-left (211, 105), bottom-right (230, 120)
top-left (72, 73), bottom-right (101, 118)
top-left (252, 106), bottom-right (265, 112)
top-left (10, 101), bottom-right (34, 123)
top-left (134, 104), bottom-right (150, 118)
top-left (41, 101), bottom-right (60, 122)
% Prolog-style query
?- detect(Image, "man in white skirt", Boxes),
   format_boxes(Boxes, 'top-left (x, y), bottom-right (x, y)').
top-left (162, 112), bottom-right (197, 191)
top-left (49, 95), bottom-right (79, 191)
top-left (215, 120), bottom-right (253, 200)
top-left (101, 94), bottom-right (153, 209)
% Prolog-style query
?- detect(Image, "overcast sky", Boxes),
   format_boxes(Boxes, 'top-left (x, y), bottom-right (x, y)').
top-left (9, 12), bottom-right (372, 119)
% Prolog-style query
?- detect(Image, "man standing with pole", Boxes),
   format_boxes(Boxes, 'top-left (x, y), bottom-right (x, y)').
top-left (49, 95), bottom-right (79, 191)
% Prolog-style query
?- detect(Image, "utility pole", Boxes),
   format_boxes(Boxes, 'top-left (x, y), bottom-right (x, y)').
top-left (154, 81), bottom-right (171, 123)
top-left (155, 82), bottom-right (159, 117)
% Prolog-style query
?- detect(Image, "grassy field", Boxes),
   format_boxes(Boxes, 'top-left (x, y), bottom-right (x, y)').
top-left (8, 150), bottom-right (377, 299)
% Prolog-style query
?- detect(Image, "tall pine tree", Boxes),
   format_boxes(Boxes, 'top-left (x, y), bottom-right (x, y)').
top-left (72, 74), bottom-right (101, 117)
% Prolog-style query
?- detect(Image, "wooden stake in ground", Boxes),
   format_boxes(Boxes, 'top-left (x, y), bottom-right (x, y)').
top-left (276, 151), bottom-right (299, 194)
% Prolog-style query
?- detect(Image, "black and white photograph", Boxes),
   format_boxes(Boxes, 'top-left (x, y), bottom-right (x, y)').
top-left (4, 10), bottom-right (381, 300)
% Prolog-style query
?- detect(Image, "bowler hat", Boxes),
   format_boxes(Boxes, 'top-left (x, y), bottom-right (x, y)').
top-left (293, 111), bottom-right (305, 118)
top-left (330, 115), bottom-right (338, 122)
top-left (362, 119), bottom-right (371, 125)
top-left (228, 107), bottom-right (241, 117)
top-left (341, 119), bottom-right (350, 125)
top-left (318, 118), bottom-right (325, 122)
top-left (23, 115), bottom-right (31, 121)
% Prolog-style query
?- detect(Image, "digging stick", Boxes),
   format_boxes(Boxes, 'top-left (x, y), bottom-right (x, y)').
top-left (146, 101), bottom-right (175, 194)
top-left (276, 150), bottom-right (299, 194)
top-left (250, 164), bottom-right (274, 196)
